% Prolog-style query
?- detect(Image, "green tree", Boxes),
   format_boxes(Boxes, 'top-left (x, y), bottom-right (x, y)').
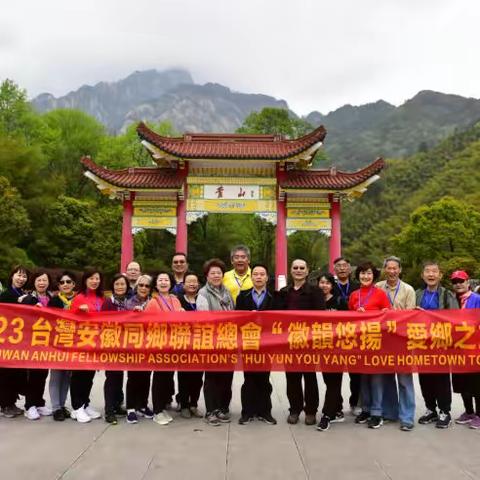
top-left (0, 176), bottom-right (31, 278)
top-left (0, 79), bottom-right (46, 144)
top-left (394, 197), bottom-right (480, 268)
top-left (42, 109), bottom-right (106, 196)
top-left (29, 195), bottom-right (121, 274)
top-left (97, 120), bottom-right (177, 169)
top-left (237, 107), bottom-right (313, 138)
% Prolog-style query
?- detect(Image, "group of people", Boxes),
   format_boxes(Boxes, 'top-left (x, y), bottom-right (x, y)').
top-left (0, 245), bottom-right (479, 433)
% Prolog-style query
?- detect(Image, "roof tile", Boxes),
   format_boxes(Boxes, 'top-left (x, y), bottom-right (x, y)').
top-left (137, 122), bottom-right (326, 160)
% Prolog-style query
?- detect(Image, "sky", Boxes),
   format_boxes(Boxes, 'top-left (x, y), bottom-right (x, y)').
top-left (1, 0), bottom-right (478, 115)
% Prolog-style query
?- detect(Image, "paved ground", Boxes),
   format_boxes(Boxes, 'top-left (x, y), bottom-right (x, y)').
top-left (1, 372), bottom-right (479, 480)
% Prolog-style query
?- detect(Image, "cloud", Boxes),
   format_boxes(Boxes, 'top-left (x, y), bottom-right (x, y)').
top-left (1, 0), bottom-right (478, 115)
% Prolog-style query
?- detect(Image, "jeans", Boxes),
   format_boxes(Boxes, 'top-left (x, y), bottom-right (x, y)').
top-left (49, 370), bottom-right (71, 411)
top-left (360, 374), bottom-right (384, 416)
top-left (382, 373), bottom-right (415, 425)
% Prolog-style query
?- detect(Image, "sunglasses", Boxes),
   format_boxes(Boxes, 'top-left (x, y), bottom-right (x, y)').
top-left (452, 279), bottom-right (466, 285)
top-left (59, 279), bottom-right (73, 285)
top-left (137, 283), bottom-right (151, 288)
top-left (172, 260), bottom-right (186, 264)
top-left (292, 266), bottom-right (306, 270)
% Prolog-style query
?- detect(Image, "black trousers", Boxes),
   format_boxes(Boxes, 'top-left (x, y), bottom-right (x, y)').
top-left (24, 369), bottom-right (48, 410)
top-left (152, 371), bottom-right (174, 414)
top-left (70, 370), bottom-right (96, 410)
top-left (419, 373), bottom-right (452, 413)
top-left (204, 371), bottom-right (234, 414)
top-left (126, 371), bottom-right (151, 410)
top-left (285, 372), bottom-right (319, 415)
top-left (104, 371), bottom-right (124, 415)
top-left (461, 393), bottom-right (480, 415)
top-left (0, 368), bottom-right (25, 408)
top-left (322, 372), bottom-right (343, 418)
top-left (177, 371), bottom-right (203, 409)
top-left (349, 373), bottom-right (361, 407)
top-left (241, 372), bottom-right (272, 417)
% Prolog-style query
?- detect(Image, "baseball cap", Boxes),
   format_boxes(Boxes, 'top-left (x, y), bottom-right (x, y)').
top-left (450, 270), bottom-right (469, 281)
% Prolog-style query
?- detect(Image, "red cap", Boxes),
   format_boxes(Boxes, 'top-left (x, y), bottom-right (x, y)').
top-left (450, 270), bottom-right (469, 281)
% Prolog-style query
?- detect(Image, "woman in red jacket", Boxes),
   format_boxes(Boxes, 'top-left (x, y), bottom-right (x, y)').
top-left (145, 272), bottom-right (183, 426)
top-left (349, 262), bottom-right (390, 429)
top-left (70, 268), bottom-right (105, 423)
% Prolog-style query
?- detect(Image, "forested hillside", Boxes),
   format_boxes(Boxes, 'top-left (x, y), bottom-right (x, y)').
top-left (2, 78), bottom-right (480, 285)
top-left (343, 123), bottom-right (480, 283)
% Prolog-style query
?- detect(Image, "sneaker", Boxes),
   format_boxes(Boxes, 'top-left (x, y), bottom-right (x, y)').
top-left (153, 412), bottom-right (171, 425)
top-left (435, 412), bottom-right (451, 429)
top-left (163, 410), bottom-right (173, 422)
top-left (331, 411), bottom-right (345, 423)
top-left (238, 414), bottom-right (254, 425)
top-left (105, 413), bottom-right (118, 424)
top-left (189, 407), bottom-right (203, 418)
top-left (368, 416), bottom-right (383, 429)
top-left (114, 407), bottom-right (127, 417)
top-left (37, 406), bottom-right (52, 416)
top-left (305, 414), bottom-right (316, 426)
top-left (355, 411), bottom-right (370, 424)
top-left (71, 407), bottom-right (91, 423)
top-left (180, 408), bottom-right (192, 419)
top-left (25, 406), bottom-right (40, 421)
top-left (61, 407), bottom-right (71, 419)
top-left (316, 415), bottom-right (331, 431)
top-left (205, 413), bottom-right (221, 426)
top-left (383, 417), bottom-right (398, 424)
top-left (126, 411), bottom-right (138, 424)
top-left (2, 406), bottom-right (20, 418)
top-left (216, 410), bottom-right (231, 423)
top-left (258, 413), bottom-right (277, 425)
top-left (469, 416), bottom-right (480, 429)
top-left (11, 405), bottom-right (23, 415)
top-left (351, 406), bottom-right (362, 416)
top-left (400, 423), bottom-right (414, 431)
top-left (53, 408), bottom-right (66, 421)
top-left (418, 409), bottom-right (438, 424)
top-left (455, 412), bottom-right (477, 424)
top-left (85, 406), bottom-right (101, 419)
top-left (137, 407), bottom-right (154, 419)
top-left (287, 413), bottom-right (299, 424)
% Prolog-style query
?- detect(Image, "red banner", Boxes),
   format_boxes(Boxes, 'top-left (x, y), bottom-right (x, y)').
top-left (1, 304), bottom-right (480, 372)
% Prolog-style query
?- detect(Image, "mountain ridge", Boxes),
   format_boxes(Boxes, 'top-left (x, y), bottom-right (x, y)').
top-left (31, 68), bottom-right (480, 169)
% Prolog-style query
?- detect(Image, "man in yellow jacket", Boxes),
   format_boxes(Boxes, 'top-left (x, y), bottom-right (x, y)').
top-left (223, 245), bottom-right (253, 304)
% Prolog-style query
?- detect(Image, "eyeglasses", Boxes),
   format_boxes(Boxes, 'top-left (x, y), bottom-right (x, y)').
top-left (137, 283), bottom-right (151, 288)
top-left (292, 266), bottom-right (306, 270)
top-left (59, 279), bottom-right (73, 285)
top-left (172, 260), bottom-right (186, 264)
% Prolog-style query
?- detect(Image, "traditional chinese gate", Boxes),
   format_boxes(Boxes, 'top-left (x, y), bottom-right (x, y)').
top-left (82, 123), bottom-right (384, 287)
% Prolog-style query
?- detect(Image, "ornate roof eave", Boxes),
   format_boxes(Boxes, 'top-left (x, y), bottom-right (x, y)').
top-left (279, 158), bottom-right (385, 200)
top-left (81, 157), bottom-right (184, 199)
top-left (136, 122), bottom-right (327, 162)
